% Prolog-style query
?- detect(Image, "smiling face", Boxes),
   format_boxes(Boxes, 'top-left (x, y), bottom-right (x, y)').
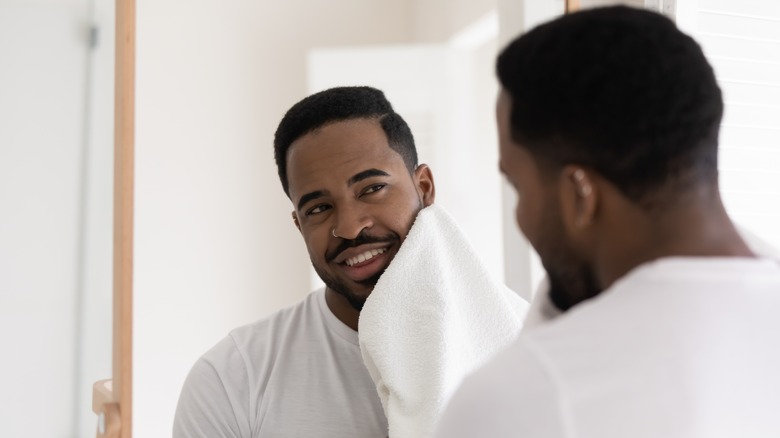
top-left (286, 117), bottom-right (435, 312)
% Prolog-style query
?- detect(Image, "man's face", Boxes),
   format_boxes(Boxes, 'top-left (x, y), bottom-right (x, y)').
top-left (286, 118), bottom-right (434, 311)
top-left (497, 90), bottom-right (599, 311)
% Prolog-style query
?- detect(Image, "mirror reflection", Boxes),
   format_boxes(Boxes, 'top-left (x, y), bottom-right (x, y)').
top-left (131, 1), bottom-right (554, 436)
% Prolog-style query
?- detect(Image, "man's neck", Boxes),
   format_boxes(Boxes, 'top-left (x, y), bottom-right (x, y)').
top-left (596, 199), bottom-right (756, 292)
top-left (324, 288), bottom-right (361, 331)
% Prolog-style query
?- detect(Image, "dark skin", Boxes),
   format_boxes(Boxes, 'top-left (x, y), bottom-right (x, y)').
top-left (286, 118), bottom-right (435, 330)
top-left (562, 167), bottom-right (756, 294)
top-left (497, 89), bottom-right (755, 310)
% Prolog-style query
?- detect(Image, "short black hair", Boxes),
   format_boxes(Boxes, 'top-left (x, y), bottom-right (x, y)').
top-left (274, 86), bottom-right (418, 197)
top-left (497, 6), bottom-right (723, 204)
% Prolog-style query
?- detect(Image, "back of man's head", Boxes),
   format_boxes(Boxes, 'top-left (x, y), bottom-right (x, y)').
top-left (274, 86), bottom-right (418, 197)
top-left (497, 6), bottom-right (723, 206)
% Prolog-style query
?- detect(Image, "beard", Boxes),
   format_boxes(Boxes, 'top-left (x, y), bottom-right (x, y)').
top-left (546, 260), bottom-right (601, 312)
top-left (534, 203), bottom-right (602, 312)
top-left (313, 230), bottom-right (401, 311)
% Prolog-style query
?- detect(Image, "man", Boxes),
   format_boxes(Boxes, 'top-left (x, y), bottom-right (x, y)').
top-left (436, 6), bottom-right (780, 438)
top-left (173, 86), bottom-right (434, 437)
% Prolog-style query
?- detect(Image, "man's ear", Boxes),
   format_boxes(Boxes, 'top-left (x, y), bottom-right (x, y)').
top-left (414, 163), bottom-right (436, 207)
top-left (291, 211), bottom-right (301, 232)
top-left (559, 166), bottom-right (598, 235)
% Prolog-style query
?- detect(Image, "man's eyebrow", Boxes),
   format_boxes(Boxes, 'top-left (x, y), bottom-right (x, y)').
top-left (296, 169), bottom-right (389, 211)
top-left (297, 190), bottom-right (326, 212)
top-left (348, 168), bottom-right (390, 186)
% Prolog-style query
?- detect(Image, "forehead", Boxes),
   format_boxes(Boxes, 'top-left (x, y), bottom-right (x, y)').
top-left (286, 118), bottom-right (405, 193)
top-left (496, 89), bottom-right (511, 118)
top-left (496, 90), bottom-right (540, 176)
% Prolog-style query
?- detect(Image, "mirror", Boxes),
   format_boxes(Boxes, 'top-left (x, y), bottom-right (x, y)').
top-left (3, 0), bottom-right (541, 435)
top-left (128, 1), bottom-right (567, 436)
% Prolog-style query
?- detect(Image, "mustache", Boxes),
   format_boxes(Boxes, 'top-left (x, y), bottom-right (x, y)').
top-left (326, 230), bottom-right (399, 263)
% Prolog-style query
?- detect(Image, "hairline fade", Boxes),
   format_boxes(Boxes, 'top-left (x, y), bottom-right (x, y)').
top-left (273, 86), bottom-right (419, 197)
top-left (496, 6), bottom-right (723, 206)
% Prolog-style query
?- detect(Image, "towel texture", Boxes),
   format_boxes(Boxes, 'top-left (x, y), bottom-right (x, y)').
top-left (358, 204), bottom-right (528, 437)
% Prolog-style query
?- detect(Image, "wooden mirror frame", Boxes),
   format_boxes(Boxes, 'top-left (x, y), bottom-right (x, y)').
top-left (92, 0), bottom-right (134, 437)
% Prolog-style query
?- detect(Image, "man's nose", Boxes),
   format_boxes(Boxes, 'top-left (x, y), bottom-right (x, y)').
top-left (332, 206), bottom-right (373, 240)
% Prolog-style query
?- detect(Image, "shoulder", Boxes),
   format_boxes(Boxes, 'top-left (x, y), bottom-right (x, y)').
top-left (435, 336), bottom-right (569, 438)
top-left (173, 291), bottom-right (322, 438)
top-left (174, 334), bottom-right (252, 438)
top-left (226, 290), bottom-right (323, 359)
top-left (188, 289), bottom-right (325, 386)
top-left (189, 288), bottom-right (325, 388)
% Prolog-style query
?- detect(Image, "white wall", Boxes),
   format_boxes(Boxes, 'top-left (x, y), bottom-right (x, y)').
top-left (689, 0), bottom-right (780, 249)
top-left (0, 1), bottom-right (92, 437)
top-left (578, 0), bottom-right (645, 9)
top-left (134, 1), bottom-right (414, 436)
top-left (0, 1), bottom-right (115, 436)
top-left (413, 0), bottom-right (497, 42)
top-left (77, 1), bottom-right (116, 436)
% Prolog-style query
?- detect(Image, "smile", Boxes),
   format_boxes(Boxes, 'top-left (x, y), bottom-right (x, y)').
top-left (345, 248), bottom-right (386, 267)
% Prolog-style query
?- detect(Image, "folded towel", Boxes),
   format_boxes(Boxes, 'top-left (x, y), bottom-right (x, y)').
top-left (358, 204), bottom-right (529, 437)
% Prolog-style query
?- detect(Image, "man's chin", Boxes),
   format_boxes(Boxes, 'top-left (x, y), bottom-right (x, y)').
top-left (546, 266), bottom-right (602, 312)
top-left (356, 270), bottom-right (383, 289)
top-left (321, 277), bottom-right (374, 312)
top-left (320, 267), bottom-right (385, 311)
top-left (348, 271), bottom-right (385, 309)
top-left (316, 255), bottom-right (391, 311)
top-left (332, 286), bottom-right (369, 311)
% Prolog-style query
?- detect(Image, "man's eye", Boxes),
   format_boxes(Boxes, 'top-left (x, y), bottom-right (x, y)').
top-left (362, 184), bottom-right (386, 195)
top-left (306, 204), bottom-right (331, 216)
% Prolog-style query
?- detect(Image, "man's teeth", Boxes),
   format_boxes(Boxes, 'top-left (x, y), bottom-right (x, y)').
top-left (345, 248), bottom-right (386, 267)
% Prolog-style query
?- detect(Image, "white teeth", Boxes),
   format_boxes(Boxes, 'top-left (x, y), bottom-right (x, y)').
top-left (346, 248), bottom-right (386, 267)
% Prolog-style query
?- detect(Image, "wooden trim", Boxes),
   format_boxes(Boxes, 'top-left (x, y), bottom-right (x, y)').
top-left (114, 0), bottom-right (135, 437)
top-left (566, 0), bottom-right (581, 13)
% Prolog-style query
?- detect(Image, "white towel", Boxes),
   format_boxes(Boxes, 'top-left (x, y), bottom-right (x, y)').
top-left (358, 204), bottom-right (529, 438)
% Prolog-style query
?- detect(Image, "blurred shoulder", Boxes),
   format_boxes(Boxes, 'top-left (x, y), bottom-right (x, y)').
top-left (435, 337), bottom-right (568, 438)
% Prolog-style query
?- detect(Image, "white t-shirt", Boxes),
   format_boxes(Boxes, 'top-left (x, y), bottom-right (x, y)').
top-left (435, 257), bottom-right (780, 438)
top-left (173, 288), bottom-right (388, 438)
